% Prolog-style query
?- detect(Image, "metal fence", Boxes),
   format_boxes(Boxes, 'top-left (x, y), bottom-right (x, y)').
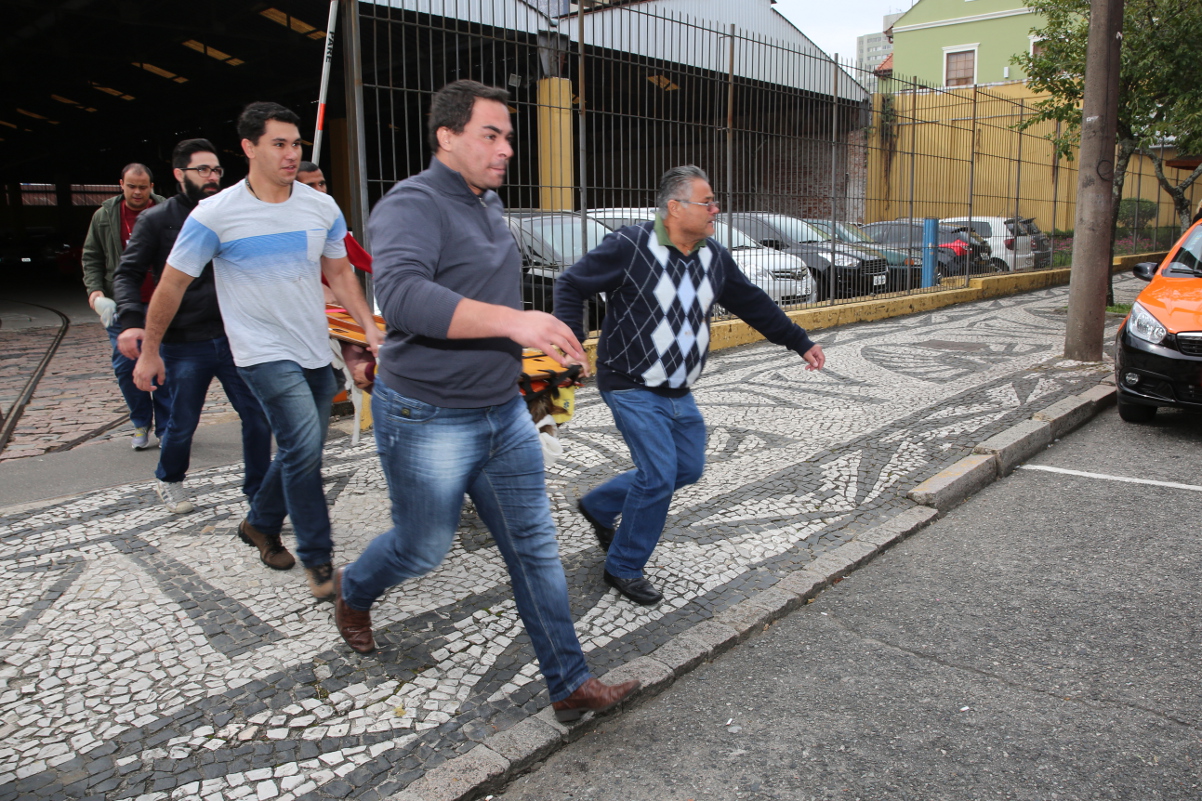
top-left (352, 0), bottom-right (1200, 322)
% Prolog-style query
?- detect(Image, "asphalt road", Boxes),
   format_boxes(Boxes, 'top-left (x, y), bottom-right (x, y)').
top-left (495, 405), bottom-right (1202, 801)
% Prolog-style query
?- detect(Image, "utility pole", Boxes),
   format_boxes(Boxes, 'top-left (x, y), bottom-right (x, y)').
top-left (1064, 0), bottom-right (1124, 360)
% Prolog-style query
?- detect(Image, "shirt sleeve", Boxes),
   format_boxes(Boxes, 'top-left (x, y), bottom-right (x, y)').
top-left (715, 249), bottom-right (815, 355)
top-left (324, 209), bottom-right (348, 259)
top-left (553, 228), bottom-right (633, 343)
top-left (167, 216), bottom-right (221, 278)
top-left (367, 185), bottom-right (466, 339)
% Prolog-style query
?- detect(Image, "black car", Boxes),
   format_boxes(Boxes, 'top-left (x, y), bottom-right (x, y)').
top-left (1113, 220), bottom-right (1202, 423)
top-left (726, 212), bottom-right (891, 300)
top-left (803, 218), bottom-right (924, 292)
top-left (860, 220), bottom-right (993, 277)
top-left (503, 211), bottom-right (609, 330)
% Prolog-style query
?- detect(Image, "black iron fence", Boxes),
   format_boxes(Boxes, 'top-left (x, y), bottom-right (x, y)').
top-left (352, 0), bottom-right (1200, 322)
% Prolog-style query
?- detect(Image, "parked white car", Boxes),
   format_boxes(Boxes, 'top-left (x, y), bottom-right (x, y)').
top-left (586, 208), bottom-right (816, 305)
top-left (941, 216), bottom-right (1035, 271)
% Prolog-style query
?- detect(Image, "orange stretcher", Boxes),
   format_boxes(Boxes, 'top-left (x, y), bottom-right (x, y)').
top-left (325, 305), bottom-right (581, 424)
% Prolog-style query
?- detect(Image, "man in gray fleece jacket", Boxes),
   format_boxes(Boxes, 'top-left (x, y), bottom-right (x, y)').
top-left (333, 80), bottom-right (638, 722)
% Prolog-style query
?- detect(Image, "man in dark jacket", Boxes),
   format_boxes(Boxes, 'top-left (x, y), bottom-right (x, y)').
top-left (82, 165), bottom-right (169, 449)
top-left (554, 165), bottom-right (826, 607)
top-left (114, 139), bottom-right (271, 516)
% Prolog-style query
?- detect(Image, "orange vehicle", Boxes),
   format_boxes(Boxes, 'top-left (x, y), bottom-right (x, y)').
top-left (1114, 219), bottom-right (1202, 422)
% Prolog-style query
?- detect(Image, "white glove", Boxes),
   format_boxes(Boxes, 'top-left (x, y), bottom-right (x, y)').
top-left (94, 296), bottom-right (117, 328)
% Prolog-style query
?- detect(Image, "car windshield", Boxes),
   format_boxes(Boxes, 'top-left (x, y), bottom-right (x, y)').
top-left (518, 217), bottom-right (611, 263)
top-left (1163, 227), bottom-right (1202, 276)
top-left (712, 221), bottom-right (760, 250)
top-left (760, 214), bottom-right (831, 243)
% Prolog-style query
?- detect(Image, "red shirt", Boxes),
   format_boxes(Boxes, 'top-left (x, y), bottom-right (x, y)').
top-left (321, 233), bottom-right (373, 287)
top-left (120, 199), bottom-right (157, 303)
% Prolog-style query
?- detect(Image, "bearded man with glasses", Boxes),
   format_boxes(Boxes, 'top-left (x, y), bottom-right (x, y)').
top-left (113, 138), bottom-right (271, 518)
top-left (554, 165), bottom-right (826, 606)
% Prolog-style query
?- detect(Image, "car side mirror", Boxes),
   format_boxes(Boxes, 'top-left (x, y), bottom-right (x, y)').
top-left (1132, 262), bottom-right (1158, 282)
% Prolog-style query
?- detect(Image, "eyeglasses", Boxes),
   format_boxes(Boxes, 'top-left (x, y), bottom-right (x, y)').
top-left (675, 198), bottom-right (719, 210)
top-left (181, 165), bottom-right (224, 177)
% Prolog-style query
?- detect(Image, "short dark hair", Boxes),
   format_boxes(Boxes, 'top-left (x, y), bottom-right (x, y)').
top-left (172, 138), bottom-right (218, 170)
top-left (427, 80), bottom-right (510, 151)
top-left (121, 163), bottom-right (153, 183)
top-left (237, 101), bottom-right (302, 145)
top-left (298, 161), bottom-right (320, 174)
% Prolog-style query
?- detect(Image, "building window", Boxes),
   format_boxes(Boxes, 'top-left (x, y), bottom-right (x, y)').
top-left (20, 183), bottom-right (57, 206)
top-left (945, 49), bottom-right (975, 86)
top-left (71, 184), bottom-right (120, 206)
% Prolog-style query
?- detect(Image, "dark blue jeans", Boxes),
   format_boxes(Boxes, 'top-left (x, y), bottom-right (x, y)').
top-left (341, 384), bottom-right (591, 703)
top-left (238, 360), bottom-right (338, 568)
top-left (157, 336), bottom-right (271, 500)
top-left (106, 320), bottom-right (170, 434)
top-left (583, 388), bottom-right (707, 578)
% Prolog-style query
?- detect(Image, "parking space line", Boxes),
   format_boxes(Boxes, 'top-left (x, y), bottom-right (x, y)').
top-left (1017, 465), bottom-right (1202, 492)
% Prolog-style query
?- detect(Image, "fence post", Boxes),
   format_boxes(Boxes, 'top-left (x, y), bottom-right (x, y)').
top-left (726, 23), bottom-right (735, 251)
top-left (922, 216), bottom-right (938, 288)
top-left (341, 0), bottom-right (372, 307)
top-left (1013, 98), bottom-right (1025, 268)
top-left (829, 53), bottom-right (839, 302)
top-left (1051, 118), bottom-right (1061, 261)
top-left (967, 86), bottom-right (977, 234)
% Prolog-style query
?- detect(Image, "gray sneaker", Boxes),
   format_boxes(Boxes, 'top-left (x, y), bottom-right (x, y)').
top-left (156, 480), bottom-right (195, 514)
top-left (132, 427), bottom-right (152, 450)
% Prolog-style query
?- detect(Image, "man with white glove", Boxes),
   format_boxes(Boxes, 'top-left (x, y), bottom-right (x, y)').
top-left (82, 164), bottom-right (169, 450)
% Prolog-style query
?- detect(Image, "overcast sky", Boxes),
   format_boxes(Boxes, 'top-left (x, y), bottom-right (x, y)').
top-left (773, 0), bottom-right (918, 64)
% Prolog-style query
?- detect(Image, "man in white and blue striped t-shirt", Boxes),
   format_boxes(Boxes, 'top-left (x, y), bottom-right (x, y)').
top-left (133, 102), bottom-right (382, 601)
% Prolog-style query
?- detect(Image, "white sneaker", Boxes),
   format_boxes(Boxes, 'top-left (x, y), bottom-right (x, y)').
top-left (132, 427), bottom-right (151, 450)
top-left (156, 480), bottom-right (195, 514)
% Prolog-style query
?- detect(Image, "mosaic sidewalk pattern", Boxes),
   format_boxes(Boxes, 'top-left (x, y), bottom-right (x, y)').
top-left (0, 282), bottom-right (1126, 801)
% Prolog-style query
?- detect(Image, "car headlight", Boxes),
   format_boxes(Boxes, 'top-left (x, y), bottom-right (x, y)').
top-left (830, 254), bottom-right (857, 267)
top-left (1128, 301), bottom-right (1167, 345)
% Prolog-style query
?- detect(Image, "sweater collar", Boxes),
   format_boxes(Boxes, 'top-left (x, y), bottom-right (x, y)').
top-left (427, 157), bottom-right (490, 205)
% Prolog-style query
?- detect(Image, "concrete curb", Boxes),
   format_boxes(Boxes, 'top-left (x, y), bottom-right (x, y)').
top-left (908, 381), bottom-right (1117, 510)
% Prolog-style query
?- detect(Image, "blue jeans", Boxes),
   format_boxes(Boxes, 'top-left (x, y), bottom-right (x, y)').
top-left (583, 389), bottom-right (707, 579)
top-left (238, 361), bottom-right (338, 568)
top-left (157, 337), bottom-right (271, 500)
top-left (107, 321), bottom-right (170, 434)
top-left (341, 384), bottom-right (591, 703)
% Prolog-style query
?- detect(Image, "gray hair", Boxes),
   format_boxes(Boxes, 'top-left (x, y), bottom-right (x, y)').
top-left (656, 165), bottom-right (709, 216)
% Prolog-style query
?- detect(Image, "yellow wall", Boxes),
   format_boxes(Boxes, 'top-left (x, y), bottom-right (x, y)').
top-left (865, 82), bottom-right (1197, 232)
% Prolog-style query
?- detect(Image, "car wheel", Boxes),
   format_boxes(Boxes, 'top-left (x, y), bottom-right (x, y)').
top-left (989, 258), bottom-right (1008, 272)
top-left (1117, 395), bottom-right (1157, 423)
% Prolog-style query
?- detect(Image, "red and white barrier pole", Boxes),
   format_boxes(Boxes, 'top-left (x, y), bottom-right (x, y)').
top-left (312, 0), bottom-right (340, 166)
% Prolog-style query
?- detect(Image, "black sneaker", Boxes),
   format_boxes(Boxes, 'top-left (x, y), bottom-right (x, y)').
top-left (306, 563), bottom-right (335, 600)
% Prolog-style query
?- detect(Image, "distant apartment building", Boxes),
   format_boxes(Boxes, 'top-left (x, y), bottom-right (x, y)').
top-left (856, 12), bottom-right (903, 91)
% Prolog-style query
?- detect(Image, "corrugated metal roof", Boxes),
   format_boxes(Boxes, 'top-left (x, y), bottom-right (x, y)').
top-left (364, 0), bottom-right (867, 101)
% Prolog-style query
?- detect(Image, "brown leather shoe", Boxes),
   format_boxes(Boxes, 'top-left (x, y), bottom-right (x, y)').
top-left (551, 677), bottom-right (640, 722)
top-left (237, 519), bottom-right (295, 570)
top-left (334, 567), bottom-right (376, 654)
top-left (306, 563), bottom-right (334, 600)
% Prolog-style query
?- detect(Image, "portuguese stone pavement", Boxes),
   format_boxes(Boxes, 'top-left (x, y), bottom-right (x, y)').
top-left (0, 280), bottom-right (1130, 801)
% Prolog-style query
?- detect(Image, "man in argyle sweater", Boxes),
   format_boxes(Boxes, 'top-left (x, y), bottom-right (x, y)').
top-left (554, 165), bottom-right (826, 606)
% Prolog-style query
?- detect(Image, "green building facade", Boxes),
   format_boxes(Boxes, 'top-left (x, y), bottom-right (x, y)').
top-left (890, 0), bottom-right (1043, 87)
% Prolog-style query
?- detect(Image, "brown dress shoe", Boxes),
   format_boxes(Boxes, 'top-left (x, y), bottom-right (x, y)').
top-left (306, 563), bottom-right (334, 600)
top-left (237, 520), bottom-right (295, 570)
top-left (334, 567), bottom-right (376, 654)
top-left (551, 677), bottom-right (641, 722)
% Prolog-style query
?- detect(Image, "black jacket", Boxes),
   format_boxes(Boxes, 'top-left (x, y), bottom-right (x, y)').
top-left (114, 193), bottom-right (225, 343)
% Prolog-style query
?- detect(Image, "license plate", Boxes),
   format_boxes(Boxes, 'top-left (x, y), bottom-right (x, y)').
top-left (872, 274), bottom-right (887, 286)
